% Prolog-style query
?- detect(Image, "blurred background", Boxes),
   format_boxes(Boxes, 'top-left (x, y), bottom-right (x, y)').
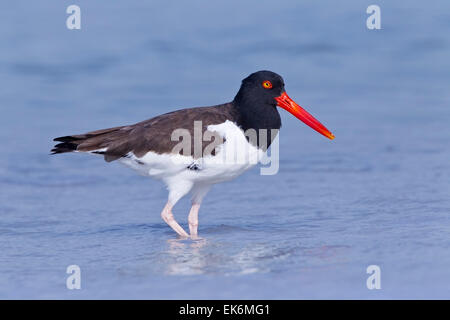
top-left (0, 0), bottom-right (449, 298)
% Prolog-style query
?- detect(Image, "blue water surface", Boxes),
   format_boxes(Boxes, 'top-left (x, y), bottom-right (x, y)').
top-left (0, 0), bottom-right (449, 299)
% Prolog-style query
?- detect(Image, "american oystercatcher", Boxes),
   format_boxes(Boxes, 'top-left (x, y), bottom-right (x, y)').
top-left (52, 71), bottom-right (334, 238)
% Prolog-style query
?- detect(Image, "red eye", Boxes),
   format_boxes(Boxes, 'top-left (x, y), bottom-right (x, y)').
top-left (262, 80), bottom-right (272, 89)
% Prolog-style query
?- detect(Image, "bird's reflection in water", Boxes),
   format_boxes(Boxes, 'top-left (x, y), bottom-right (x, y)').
top-left (163, 237), bottom-right (284, 276)
top-left (162, 232), bottom-right (350, 276)
top-left (165, 238), bottom-right (208, 275)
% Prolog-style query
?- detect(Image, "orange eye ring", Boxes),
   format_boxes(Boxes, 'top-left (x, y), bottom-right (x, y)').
top-left (262, 80), bottom-right (272, 89)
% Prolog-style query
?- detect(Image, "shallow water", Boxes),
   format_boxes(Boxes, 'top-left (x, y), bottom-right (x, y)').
top-left (0, 0), bottom-right (449, 298)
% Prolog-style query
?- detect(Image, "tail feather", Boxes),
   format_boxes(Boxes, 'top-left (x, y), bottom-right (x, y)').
top-left (51, 126), bottom-right (125, 156)
top-left (53, 136), bottom-right (85, 143)
top-left (51, 142), bottom-right (79, 154)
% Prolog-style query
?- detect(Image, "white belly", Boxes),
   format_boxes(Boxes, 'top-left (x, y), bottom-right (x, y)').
top-left (118, 120), bottom-right (265, 185)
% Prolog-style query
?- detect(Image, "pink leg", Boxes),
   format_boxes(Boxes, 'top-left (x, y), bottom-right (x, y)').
top-left (161, 201), bottom-right (189, 238)
top-left (188, 203), bottom-right (201, 238)
top-left (187, 184), bottom-right (212, 238)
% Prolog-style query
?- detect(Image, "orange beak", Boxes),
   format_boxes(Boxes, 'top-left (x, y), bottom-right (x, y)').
top-left (275, 92), bottom-right (335, 140)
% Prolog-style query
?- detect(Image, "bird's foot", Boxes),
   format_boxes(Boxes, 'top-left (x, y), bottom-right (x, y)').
top-left (190, 234), bottom-right (201, 240)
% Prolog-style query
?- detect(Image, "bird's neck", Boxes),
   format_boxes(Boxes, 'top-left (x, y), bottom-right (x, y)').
top-left (231, 95), bottom-right (281, 133)
top-left (230, 95), bottom-right (281, 150)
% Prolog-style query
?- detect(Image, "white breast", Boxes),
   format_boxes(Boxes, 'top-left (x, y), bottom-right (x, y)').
top-left (118, 120), bottom-right (264, 185)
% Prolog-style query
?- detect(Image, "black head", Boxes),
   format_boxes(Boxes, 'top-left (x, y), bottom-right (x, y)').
top-left (232, 70), bottom-right (285, 135)
top-left (234, 70), bottom-right (285, 108)
top-left (232, 70), bottom-right (335, 141)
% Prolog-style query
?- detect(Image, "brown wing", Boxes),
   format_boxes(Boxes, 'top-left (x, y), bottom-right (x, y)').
top-left (51, 103), bottom-right (237, 162)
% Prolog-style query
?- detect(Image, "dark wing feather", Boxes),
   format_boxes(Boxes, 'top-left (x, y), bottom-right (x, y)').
top-left (51, 103), bottom-right (237, 162)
